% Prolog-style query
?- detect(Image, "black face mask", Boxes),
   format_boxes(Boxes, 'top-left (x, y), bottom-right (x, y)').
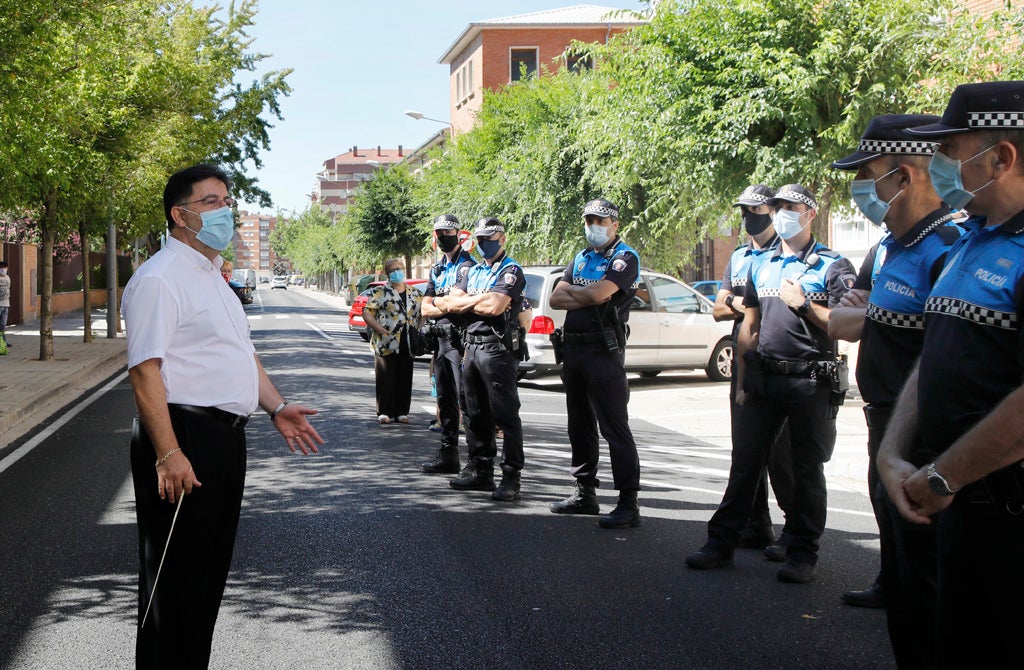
top-left (437, 234), bottom-right (459, 253)
top-left (743, 211), bottom-right (772, 236)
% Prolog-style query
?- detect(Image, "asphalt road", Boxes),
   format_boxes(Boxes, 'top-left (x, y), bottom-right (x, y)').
top-left (0, 285), bottom-right (895, 669)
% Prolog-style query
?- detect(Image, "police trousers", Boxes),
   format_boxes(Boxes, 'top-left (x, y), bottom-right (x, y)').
top-left (131, 406), bottom-right (247, 670)
top-left (709, 374), bottom-right (835, 563)
top-left (462, 342), bottom-right (524, 470)
top-left (561, 342), bottom-right (640, 491)
top-left (433, 337), bottom-right (465, 449)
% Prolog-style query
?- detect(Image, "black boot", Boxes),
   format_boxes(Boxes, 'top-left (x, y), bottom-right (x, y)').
top-left (421, 446), bottom-right (461, 474)
top-left (492, 465), bottom-right (521, 502)
top-left (449, 459), bottom-right (496, 491)
top-left (550, 479), bottom-right (599, 515)
top-left (598, 489), bottom-right (640, 529)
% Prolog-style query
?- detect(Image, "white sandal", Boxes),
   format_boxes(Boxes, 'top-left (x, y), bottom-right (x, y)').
top-left (378, 414), bottom-right (392, 424)
top-left (397, 415), bottom-right (409, 424)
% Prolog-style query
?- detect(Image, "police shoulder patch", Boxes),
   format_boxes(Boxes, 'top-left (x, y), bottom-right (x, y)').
top-left (611, 258), bottom-right (627, 272)
top-left (841, 274), bottom-right (857, 289)
top-left (576, 261), bottom-right (586, 273)
top-left (504, 272), bottom-right (517, 285)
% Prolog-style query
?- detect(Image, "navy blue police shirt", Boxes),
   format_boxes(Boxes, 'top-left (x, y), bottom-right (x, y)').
top-left (560, 237), bottom-right (640, 333)
top-left (455, 251), bottom-right (527, 337)
top-left (915, 208), bottom-right (1024, 463)
top-left (425, 249), bottom-right (475, 327)
top-left (854, 206), bottom-right (959, 406)
top-left (744, 237), bottom-right (857, 361)
top-left (721, 235), bottom-right (780, 336)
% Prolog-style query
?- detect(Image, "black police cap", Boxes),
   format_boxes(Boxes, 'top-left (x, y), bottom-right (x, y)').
top-left (770, 184), bottom-right (818, 211)
top-left (907, 81), bottom-right (1024, 137)
top-left (433, 214), bottom-right (460, 231)
top-left (473, 217), bottom-right (505, 237)
top-left (733, 184), bottom-right (776, 207)
top-left (583, 198), bottom-right (619, 219)
top-left (832, 114), bottom-right (941, 170)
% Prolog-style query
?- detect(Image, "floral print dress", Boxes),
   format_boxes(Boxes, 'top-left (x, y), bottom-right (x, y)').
top-left (364, 283), bottom-right (423, 356)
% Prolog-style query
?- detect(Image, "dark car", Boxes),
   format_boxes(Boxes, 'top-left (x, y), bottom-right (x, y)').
top-left (227, 279), bottom-right (253, 305)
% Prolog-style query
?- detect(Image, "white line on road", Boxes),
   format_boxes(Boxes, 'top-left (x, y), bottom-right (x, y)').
top-left (0, 371), bottom-right (129, 475)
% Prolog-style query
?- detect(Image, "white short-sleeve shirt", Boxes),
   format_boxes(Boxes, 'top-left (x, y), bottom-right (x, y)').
top-left (122, 236), bottom-right (259, 416)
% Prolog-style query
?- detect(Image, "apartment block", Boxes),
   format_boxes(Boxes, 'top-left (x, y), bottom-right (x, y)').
top-left (312, 145), bottom-right (407, 218)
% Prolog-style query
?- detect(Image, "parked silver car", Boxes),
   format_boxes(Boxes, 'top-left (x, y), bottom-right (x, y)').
top-left (520, 266), bottom-right (733, 381)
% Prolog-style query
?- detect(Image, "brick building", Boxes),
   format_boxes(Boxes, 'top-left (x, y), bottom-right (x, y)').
top-left (312, 146), bottom-right (408, 219)
top-left (232, 211), bottom-right (287, 278)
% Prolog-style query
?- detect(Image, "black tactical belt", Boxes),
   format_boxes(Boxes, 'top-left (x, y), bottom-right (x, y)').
top-left (562, 331), bottom-right (604, 344)
top-left (464, 334), bottom-right (501, 345)
top-left (761, 358), bottom-right (831, 376)
top-left (169, 403), bottom-right (249, 429)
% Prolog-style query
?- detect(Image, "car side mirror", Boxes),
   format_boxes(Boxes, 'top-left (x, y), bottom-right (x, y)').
top-left (700, 301), bottom-right (711, 314)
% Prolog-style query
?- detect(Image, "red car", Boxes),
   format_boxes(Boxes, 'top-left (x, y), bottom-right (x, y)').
top-left (348, 279), bottom-right (428, 341)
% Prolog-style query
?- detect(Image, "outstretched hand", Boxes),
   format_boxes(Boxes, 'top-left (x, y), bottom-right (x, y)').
top-left (272, 404), bottom-right (324, 454)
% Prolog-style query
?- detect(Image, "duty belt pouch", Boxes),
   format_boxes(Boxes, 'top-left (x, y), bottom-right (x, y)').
top-left (517, 326), bottom-right (530, 362)
top-left (550, 328), bottom-right (564, 365)
top-left (829, 355), bottom-right (849, 416)
top-left (742, 350), bottom-right (766, 398)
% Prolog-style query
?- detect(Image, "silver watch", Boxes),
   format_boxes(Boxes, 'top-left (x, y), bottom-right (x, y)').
top-left (926, 463), bottom-right (958, 496)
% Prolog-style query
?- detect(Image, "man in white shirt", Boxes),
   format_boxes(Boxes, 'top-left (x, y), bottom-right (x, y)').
top-left (122, 164), bottom-right (323, 669)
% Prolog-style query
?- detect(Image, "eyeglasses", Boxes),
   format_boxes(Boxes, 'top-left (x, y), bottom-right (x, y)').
top-left (178, 195), bottom-right (237, 209)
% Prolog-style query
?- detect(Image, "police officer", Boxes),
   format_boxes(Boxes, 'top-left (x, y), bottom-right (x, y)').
top-left (686, 184), bottom-right (856, 584)
top-left (828, 115), bottom-right (960, 665)
top-left (420, 214), bottom-right (475, 474)
top-left (548, 198), bottom-right (642, 529)
top-left (433, 217), bottom-right (527, 501)
top-left (715, 185), bottom-right (796, 552)
top-left (878, 81), bottom-right (1024, 667)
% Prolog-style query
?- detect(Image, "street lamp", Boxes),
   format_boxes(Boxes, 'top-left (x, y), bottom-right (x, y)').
top-left (405, 109), bottom-right (451, 126)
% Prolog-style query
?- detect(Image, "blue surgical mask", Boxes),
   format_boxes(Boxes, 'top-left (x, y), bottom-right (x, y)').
top-left (851, 167), bottom-right (902, 226)
top-left (928, 146), bottom-right (995, 211)
top-left (478, 238), bottom-right (502, 259)
top-left (388, 269), bottom-right (405, 283)
top-left (585, 223), bottom-right (611, 248)
top-left (772, 209), bottom-right (808, 240)
top-left (182, 206), bottom-right (235, 251)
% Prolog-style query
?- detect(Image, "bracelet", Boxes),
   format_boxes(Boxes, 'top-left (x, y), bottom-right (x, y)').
top-left (155, 448), bottom-right (181, 468)
top-left (269, 401), bottom-right (288, 421)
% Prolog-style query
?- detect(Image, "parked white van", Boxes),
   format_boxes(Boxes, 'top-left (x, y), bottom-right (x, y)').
top-left (232, 269), bottom-right (256, 289)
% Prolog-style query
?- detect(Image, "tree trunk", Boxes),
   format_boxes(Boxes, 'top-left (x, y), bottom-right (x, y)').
top-left (107, 218), bottom-right (118, 337)
top-left (80, 220), bottom-right (92, 343)
top-left (38, 189), bottom-right (57, 361)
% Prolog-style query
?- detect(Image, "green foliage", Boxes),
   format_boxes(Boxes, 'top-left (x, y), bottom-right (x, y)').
top-left (270, 206), bottom-right (347, 276)
top-left (346, 163), bottom-right (428, 263)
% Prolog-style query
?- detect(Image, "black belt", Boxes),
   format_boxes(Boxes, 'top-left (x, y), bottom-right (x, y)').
top-left (761, 358), bottom-right (831, 376)
top-left (169, 403), bottom-right (249, 429)
top-left (562, 331), bottom-right (604, 344)
top-left (464, 334), bottom-right (501, 345)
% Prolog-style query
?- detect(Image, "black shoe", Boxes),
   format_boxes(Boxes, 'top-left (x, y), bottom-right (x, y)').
top-left (550, 480), bottom-right (599, 515)
top-left (420, 447), bottom-right (461, 474)
top-left (841, 584), bottom-right (886, 608)
top-left (492, 466), bottom-right (521, 502)
top-left (685, 546), bottom-right (734, 570)
top-left (738, 526), bottom-right (775, 549)
top-left (449, 460), bottom-right (496, 491)
top-left (598, 490), bottom-right (640, 529)
top-left (777, 559), bottom-right (815, 584)
top-left (763, 543), bottom-right (787, 562)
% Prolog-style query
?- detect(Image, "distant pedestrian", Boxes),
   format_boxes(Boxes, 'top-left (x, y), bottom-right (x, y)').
top-left (363, 258), bottom-right (423, 424)
top-left (122, 163), bottom-right (323, 669)
top-left (0, 260), bottom-right (9, 350)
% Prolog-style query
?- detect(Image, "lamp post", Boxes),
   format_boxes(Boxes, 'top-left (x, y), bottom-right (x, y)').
top-left (404, 109), bottom-right (451, 126)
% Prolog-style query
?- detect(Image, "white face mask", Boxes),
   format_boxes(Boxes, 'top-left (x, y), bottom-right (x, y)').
top-left (772, 209), bottom-right (809, 240)
top-left (0, 268), bottom-right (7, 276)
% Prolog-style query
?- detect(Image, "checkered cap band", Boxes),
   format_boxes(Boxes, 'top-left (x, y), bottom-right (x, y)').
top-left (968, 112), bottom-right (1024, 128)
top-left (858, 139), bottom-right (938, 156)
top-left (737, 187), bottom-right (771, 204)
top-left (583, 203), bottom-right (619, 219)
top-left (774, 187), bottom-right (817, 210)
top-left (867, 303), bottom-right (924, 330)
top-left (925, 296), bottom-right (1018, 330)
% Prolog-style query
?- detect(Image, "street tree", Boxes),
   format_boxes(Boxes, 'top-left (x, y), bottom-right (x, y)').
top-left (346, 163), bottom-right (427, 271)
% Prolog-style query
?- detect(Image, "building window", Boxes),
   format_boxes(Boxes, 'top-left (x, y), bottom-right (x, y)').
top-left (510, 48), bottom-right (538, 82)
top-left (567, 54), bottom-right (592, 73)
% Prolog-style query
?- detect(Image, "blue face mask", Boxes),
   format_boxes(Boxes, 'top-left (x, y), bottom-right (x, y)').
top-left (851, 167), bottom-right (902, 226)
top-left (182, 206), bottom-right (235, 251)
top-left (388, 269), bottom-right (405, 283)
top-left (928, 146), bottom-right (995, 211)
top-left (585, 223), bottom-right (612, 248)
top-left (772, 209), bottom-right (808, 240)
top-left (478, 238), bottom-right (502, 259)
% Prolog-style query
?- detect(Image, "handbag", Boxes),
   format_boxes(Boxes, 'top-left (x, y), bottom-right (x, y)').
top-left (407, 325), bottom-right (427, 357)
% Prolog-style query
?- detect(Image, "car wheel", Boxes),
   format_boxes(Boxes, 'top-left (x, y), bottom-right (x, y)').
top-left (639, 370), bottom-right (660, 378)
top-left (706, 339), bottom-right (733, 382)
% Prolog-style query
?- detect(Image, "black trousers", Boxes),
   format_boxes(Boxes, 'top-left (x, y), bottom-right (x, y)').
top-left (433, 337), bottom-right (465, 449)
top-left (374, 339), bottom-right (413, 419)
top-left (462, 342), bottom-right (524, 470)
top-left (561, 342), bottom-right (640, 490)
top-left (131, 406), bottom-right (247, 670)
top-left (708, 374), bottom-right (835, 564)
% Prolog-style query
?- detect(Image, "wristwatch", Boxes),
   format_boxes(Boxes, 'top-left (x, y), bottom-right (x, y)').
top-left (926, 463), bottom-right (958, 496)
top-left (796, 297), bottom-right (811, 316)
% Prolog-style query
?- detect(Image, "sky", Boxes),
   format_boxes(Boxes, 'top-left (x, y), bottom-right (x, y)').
top-left (237, 0), bottom-right (649, 216)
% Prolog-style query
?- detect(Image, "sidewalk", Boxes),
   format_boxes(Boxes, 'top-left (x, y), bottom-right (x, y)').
top-left (0, 309), bottom-right (126, 451)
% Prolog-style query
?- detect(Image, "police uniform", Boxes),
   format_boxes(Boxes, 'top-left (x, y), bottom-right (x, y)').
top-left (724, 185), bottom-right (795, 550)
top-left (421, 215), bottom-right (475, 474)
top-left (693, 184), bottom-right (856, 580)
top-left (450, 219), bottom-right (527, 498)
top-left (559, 204), bottom-right (641, 495)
